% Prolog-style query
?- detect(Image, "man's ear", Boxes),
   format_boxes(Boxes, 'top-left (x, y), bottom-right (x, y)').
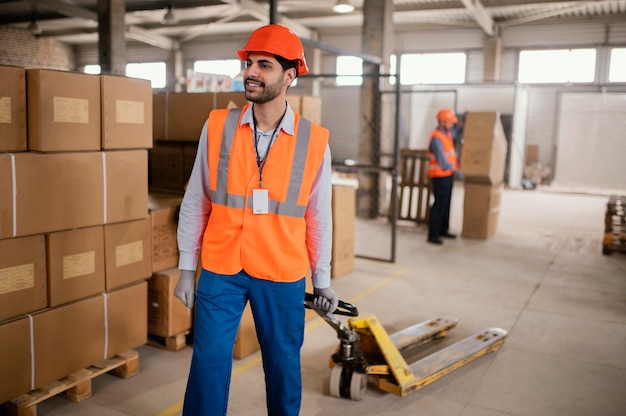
top-left (285, 67), bottom-right (297, 87)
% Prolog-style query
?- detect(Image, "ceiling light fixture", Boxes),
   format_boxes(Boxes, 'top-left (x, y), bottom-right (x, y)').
top-left (162, 5), bottom-right (177, 24)
top-left (332, 0), bottom-right (354, 14)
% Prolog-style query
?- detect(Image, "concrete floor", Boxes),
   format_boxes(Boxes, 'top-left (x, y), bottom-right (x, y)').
top-left (35, 185), bottom-right (626, 416)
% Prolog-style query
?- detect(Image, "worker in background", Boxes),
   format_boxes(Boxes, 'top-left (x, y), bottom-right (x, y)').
top-left (173, 24), bottom-right (339, 416)
top-left (427, 108), bottom-right (462, 245)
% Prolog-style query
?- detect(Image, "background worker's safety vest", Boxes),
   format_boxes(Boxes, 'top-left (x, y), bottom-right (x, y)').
top-left (427, 129), bottom-right (458, 178)
top-left (201, 105), bottom-right (329, 282)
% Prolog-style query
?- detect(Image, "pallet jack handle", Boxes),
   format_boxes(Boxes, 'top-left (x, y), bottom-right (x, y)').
top-left (304, 293), bottom-right (359, 317)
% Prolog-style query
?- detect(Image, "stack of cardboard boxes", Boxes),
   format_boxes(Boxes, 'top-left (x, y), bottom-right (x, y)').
top-left (0, 66), bottom-right (152, 404)
top-left (149, 91), bottom-right (249, 193)
top-left (146, 193), bottom-right (193, 351)
top-left (460, 112), bottom-right (508, 239)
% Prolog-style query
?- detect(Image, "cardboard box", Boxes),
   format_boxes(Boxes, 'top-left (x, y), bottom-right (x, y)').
top-left (214, 91), bottom-right (248, 110)
top-left (0, 152), bottom-right (104, 239)
top-left (463, 111), bottom-right (502, 139)
top-left (105, 149), bottom-right (149, 224)
top-left (27, 69), bottom-right (101, 152)
top-left (165, 92), bottom-right (248, 141)
top-left (148, 269), bottom-right (193, 338)
top-left (0, 65), bottom-right (27, 152)
top-left (101, 75), bottom-right (153, 150)
top-left (32, 295), bottom-right (106, 390)
top-left (0, 317), bottom-right (32, 404)
top-left (0, 235), bottom-right (47, 321)
top-left (331, 185), bottom-right (356, 278)
top-left (462, 182), bottom-right (503, 239)
top-left (461, 112), bottom-right (508, 184)
top-left (166, 93), bottom-right (215, 142)
top-left (149, 142), bottom-right (187, 192)
top-left (106, 281), bottom-right (148, 358)
top-left (0, 150), bottom-right (147, 239)
top-left (104, 218), bottom-right (152, 290)
top-left (525, 144), bottom-right (539, 165)
top-left (46, 226), bottom-right (105, 307)
top-left (149, 194), bottom-right (182, 272)
top-left (287, 95), bottom-right (322, 125)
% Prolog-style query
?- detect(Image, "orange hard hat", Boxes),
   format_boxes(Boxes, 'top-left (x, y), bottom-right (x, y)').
top-left (436, 108), bottom-right (458, 123)
top-left (237, 24), bottom-right (308, 76)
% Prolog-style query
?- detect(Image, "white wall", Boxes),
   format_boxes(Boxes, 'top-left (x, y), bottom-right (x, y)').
top-left (554, 92), bottom-right (626, 190)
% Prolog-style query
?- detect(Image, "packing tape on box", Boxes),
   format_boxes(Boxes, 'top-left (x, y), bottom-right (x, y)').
top-left (27, 313), bottom-right (35, 391)
top-left (102, 292), bottom-right (109, 360)
top-left (10, 153), bottom-right (17, 237)
top-left (101, 153), bottom-right (108, 225)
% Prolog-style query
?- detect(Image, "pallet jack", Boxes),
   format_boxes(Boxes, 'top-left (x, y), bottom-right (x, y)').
top-left (304, 294), bottom-right (508, 401)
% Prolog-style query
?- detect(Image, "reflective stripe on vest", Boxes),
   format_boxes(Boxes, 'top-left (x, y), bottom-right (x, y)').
top-left (208, 107), bottom-right (313, 218)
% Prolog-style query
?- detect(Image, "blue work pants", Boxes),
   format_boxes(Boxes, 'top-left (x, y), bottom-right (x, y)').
top-left (182, 268), bottom-right (306, 416)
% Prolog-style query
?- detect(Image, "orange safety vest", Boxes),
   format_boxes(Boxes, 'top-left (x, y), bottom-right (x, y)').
top-left (201, 105), bottom-right (329, 282)
top-left (428, 129), bottom-right (458, 178)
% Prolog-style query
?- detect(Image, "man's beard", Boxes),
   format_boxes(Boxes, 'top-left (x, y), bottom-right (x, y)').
top-left (244, 75), bottom-right (284, 104)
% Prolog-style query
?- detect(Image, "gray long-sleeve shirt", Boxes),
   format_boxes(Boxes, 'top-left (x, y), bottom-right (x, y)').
top-left (177, 101), bottom-right (333, 289)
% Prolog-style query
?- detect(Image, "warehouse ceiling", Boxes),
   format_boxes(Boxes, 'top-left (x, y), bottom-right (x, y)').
top-left (1, 0), bottom-right (625, 50)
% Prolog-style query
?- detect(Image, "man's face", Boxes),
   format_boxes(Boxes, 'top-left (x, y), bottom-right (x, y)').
top-left (243, 52), bottom-right (293, 104)
top-left (441, 120), bottom-right (455, 132)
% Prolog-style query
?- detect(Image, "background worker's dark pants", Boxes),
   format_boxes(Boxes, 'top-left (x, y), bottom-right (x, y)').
top-left (428, 175), bottom-right (454, 239)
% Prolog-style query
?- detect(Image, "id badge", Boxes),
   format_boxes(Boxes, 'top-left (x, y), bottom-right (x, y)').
top-left (253, 189), bottom-right (269, 214)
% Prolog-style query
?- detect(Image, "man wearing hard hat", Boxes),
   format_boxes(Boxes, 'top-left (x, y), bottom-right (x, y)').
top-left (427, 108), bottom-right (462, 245)
top-left (174, 24), bottom-right (339, 415)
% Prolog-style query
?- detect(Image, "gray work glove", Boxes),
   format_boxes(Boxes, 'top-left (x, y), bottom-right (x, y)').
top-left (313, 287), bottom-right (339, 313)
top-left (454, 169), bottom-right (465, 181)
top-left (174, 269), bottom-right (196, 309)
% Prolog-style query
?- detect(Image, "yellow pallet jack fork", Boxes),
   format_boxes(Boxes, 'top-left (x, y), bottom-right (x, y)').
top-left (305, 294), bottom-right (508, 401)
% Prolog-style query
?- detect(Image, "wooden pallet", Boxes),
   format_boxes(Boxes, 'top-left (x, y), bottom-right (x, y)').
top-left (603, 196), bottom-right (626, 255)
top-left (3, 350), bottom-right (139, 416)
top-left (147, 330), bottom-right (190, 352)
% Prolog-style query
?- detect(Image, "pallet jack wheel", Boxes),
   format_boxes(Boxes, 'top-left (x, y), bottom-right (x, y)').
top-left (329, 364), bottom-right (367, 401)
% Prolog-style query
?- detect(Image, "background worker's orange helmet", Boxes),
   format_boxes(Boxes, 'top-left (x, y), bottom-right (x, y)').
top-left (237, 24), bottom-right (308, 76)
top-left (436, 108), bottom-right (458, 123)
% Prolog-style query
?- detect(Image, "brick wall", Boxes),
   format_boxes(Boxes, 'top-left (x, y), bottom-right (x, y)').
top-left (0, 27), bottom-right (75, 70)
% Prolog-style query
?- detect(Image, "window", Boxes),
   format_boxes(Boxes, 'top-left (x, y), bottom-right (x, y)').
top-left (83, 62), bottom-right (166, 88)
top-left (84, 65), bottom-right (101, 74)
top-left (399, 53), bottom-right (466, 85)
top-left (194, 59), bottom-right (241, 78)
top-left (518, 49), bottom-right (596, 83)
top-left (126, 62), bottom-right (166, 88)
top-left (336, 56), bottom-right (363, 86)
top-left (609, 48), bottom-right (626, 83)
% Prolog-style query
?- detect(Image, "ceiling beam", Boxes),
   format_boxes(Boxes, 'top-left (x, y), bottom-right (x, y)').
top-left (27, 0), bottom-right (98, 21)
top-left (179, 8), bottom-right (244, 43)
top-left (459, 0), bottom-right (495, 36)
top-left (221, 0), bottom-right (312, 39)
top-left (125, 25), bottom-right (177, 50)
top-left (499, 1), bottom-right (601, 27)
top-left (27, 0), bottom-right (179, 50)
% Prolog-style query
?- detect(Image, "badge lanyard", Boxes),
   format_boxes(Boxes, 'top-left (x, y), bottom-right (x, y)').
top-left (252, 106), bottom-right (286, 189)
top-left (251, 106), bottom-right (286, 214)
